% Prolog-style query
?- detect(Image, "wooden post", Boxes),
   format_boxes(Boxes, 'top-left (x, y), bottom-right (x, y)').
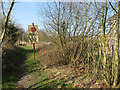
top-left (32, 23), bottom-right (35, 61)
top-left (33, 43), bottom-right (35, 60)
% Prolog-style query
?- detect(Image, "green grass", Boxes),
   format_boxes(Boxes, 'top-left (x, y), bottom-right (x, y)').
top-left (21, 45), bottom-right (74, 89)
top-left (2, 45), bottom-right (32, 89)
top-left (20, 45), bottom-right (74, 89)
top-left (2, 45), bottom-right (74, 89)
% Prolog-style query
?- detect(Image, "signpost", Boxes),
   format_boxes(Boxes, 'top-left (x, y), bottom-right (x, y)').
top-left (28, 23), bottom-right (39, 60)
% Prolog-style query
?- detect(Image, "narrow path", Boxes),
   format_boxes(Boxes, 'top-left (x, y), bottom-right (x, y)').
top-left (15, 45), bottom-right (103, 89)
top-left (16, 59), bottom-right (26, 88)
top-left (15, 45), bottom-right (34, 88)
top-left (15, 45), bottom-right (41, 89)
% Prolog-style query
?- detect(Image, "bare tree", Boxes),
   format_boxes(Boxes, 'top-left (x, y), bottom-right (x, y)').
top-left (39, 1), bottom-right (120, 88)
top-left (0, 0), bottom-right (15, 43)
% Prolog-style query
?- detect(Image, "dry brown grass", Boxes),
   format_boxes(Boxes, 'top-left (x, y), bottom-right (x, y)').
top-left (2, 43), bottom-right (17, 71)
top-left (37, 43), bottom-right (65, 67)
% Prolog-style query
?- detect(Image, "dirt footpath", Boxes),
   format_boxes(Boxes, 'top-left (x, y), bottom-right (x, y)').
top-left (16, 64), bottom-right (102, 89)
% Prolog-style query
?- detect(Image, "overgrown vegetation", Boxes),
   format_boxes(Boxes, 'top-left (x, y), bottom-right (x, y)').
top-left (0, 1), bottom-right (24, 89)
top-left (40, 2), bottom-right (120, 88)
top-left (2, 45), bottom-right (27, 88)
top-left (11, 45), bottom-right (75, 89)
top-left (0, 1), bottom-right (120, 89)
top-left (38, 43), bottom-right (64, 67)
top-left (2, 22), bottom-right (23, 73)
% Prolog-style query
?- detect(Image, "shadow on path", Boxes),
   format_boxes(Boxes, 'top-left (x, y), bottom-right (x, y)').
top-left (2, 45), bottom-right (40, 89)
top-left (16, 45), bottom-right (41, 88)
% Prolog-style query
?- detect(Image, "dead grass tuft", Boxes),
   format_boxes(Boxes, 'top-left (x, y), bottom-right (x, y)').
top-left (38, 43), bottom-right (65, 67)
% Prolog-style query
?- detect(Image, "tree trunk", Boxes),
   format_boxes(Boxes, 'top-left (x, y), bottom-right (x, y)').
top-left (112, 1), bottom-right (120, 87)
top-left (0, 0), bottom-right (15, 43)
top-left (102, 2), bottom-right (108, 70)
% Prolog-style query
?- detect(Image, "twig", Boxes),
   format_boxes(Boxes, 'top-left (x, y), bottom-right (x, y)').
top-left (109, 2), bottom-right (117, 13)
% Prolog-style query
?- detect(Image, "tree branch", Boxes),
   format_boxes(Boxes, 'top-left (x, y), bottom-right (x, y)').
top-left (109, 2), bottom-right (117, 13)
top-left (0, 0), bottom-right (15, 43)
top-left (1, 2), bottom-right (6, 18)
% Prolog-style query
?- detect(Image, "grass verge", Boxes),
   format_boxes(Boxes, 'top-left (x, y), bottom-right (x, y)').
top-left (3, 45), bottom-right (74, 89)
top-left (2, 45), bottom-right (31, 89)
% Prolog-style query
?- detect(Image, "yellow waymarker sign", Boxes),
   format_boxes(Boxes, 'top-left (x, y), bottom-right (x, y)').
top-left (28, 23), bottom-right (39, 43)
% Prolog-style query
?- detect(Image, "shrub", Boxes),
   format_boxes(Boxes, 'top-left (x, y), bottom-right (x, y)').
top-left (38, 43), bottom-right (65, 67)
